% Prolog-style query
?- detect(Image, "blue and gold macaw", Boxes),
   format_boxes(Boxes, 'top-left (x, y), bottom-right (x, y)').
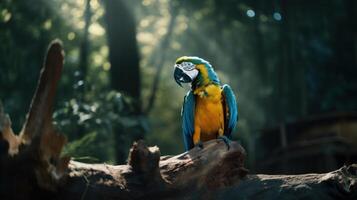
top-left (173, 56), bottom-right (238, 151)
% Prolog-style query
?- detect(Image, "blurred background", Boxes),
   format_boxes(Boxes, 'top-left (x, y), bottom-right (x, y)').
top-left (0, 0), bottom-right (356, 174)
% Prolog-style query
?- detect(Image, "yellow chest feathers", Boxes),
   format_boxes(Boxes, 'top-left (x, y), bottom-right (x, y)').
top-left (193, 84), bottom-right (224, 142)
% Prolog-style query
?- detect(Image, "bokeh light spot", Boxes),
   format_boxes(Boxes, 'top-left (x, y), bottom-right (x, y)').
top-left (2, 9), bottom-right (12, 22)
top-left (142, 0), bottom-right (152, 6)
top-left (103, 62), bottom-right (111, 71)
top-left (89, 23), bottom-right (105, 36)
top-left (273, 12), bottom-right (282, 21)
top-left (43, 19), bottom-right (52, 30)
top-left (246, 9), bottom-right (255, 18)
top-left (67, 32), bottom-right (76, 40)
top-left (140, 19), bottom-right (150, 28)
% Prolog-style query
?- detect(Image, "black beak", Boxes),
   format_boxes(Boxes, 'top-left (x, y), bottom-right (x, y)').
top-left (174, 67), bottom-right (192, 87)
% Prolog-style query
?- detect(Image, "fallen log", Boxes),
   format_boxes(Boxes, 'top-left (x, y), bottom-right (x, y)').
top-left (56, 139), bottom-right (247, 200)
top-left (0, 40), bottom-right (356, 200)
top-left (56, 141), bottom-right (356, 200)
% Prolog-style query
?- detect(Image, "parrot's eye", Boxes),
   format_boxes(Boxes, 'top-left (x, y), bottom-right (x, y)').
top-left (180, 62), bottom-right (196, 71)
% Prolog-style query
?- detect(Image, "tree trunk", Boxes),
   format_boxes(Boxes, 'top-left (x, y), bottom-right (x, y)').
top-left (103, 0), bottom-right (142, 163)
top-left (78, 0), bottom-right (91, 92)
top-left (0, 40), bottom-right (356, 200)
top-left (103, 0), bottom-right (141, 113)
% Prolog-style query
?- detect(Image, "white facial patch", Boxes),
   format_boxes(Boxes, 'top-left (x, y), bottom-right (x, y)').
top-left (175, 62), bottom-right (199, 80)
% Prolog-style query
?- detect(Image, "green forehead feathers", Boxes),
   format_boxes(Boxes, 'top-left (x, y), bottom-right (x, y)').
top-left (175, 56), bottom-right (210, 66)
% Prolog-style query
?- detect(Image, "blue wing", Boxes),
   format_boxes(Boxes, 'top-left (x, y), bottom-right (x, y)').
top-left (181, 90), bottom-right (195, 151)
top-left (222, 84), bottom-right (238, 138)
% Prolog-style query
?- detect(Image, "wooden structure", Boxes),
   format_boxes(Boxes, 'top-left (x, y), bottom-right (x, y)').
top-left (257, 113), bottom-right (357, 174)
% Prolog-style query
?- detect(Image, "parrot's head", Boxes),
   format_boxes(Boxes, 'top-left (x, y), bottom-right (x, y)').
top-left (173, 56), bottom-right (220, 88)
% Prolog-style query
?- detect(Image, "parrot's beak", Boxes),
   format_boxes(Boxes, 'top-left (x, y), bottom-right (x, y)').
top-left (174, 67), bottom-right (195, 87)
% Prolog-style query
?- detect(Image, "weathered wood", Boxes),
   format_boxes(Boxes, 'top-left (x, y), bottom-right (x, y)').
top-left (0, 40), bottom-right (69, 200)
top-left (0, 101), bottom-right (20, 155)
top-left (56, 140), bottom-right (247, 200)
top-left (216, 165), bottom-right (357, 200)
top-left (20, 39), bottom-right (64, 143)
top-left (54, 140), bottom-right (355, 200)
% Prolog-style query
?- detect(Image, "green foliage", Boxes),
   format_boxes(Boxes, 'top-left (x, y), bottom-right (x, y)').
top-left (62, 132), bottom-right (111, 163)
top-left (54, 89), bottom-right (147, 163)
top-left (0, 0), bottom-right (81, 131)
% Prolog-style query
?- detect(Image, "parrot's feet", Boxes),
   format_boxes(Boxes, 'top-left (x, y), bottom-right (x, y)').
top-left (194, 141), bottom-right (204, 149)
top-left (218, 135), bottom-right (231, 150)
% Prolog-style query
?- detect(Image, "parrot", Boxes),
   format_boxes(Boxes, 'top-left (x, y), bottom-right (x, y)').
top-left (173, 56), bottom-right (238, 151)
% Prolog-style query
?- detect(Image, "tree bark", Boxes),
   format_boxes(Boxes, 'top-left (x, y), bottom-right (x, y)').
top-left (0, 40), bottom-right (356, 200)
